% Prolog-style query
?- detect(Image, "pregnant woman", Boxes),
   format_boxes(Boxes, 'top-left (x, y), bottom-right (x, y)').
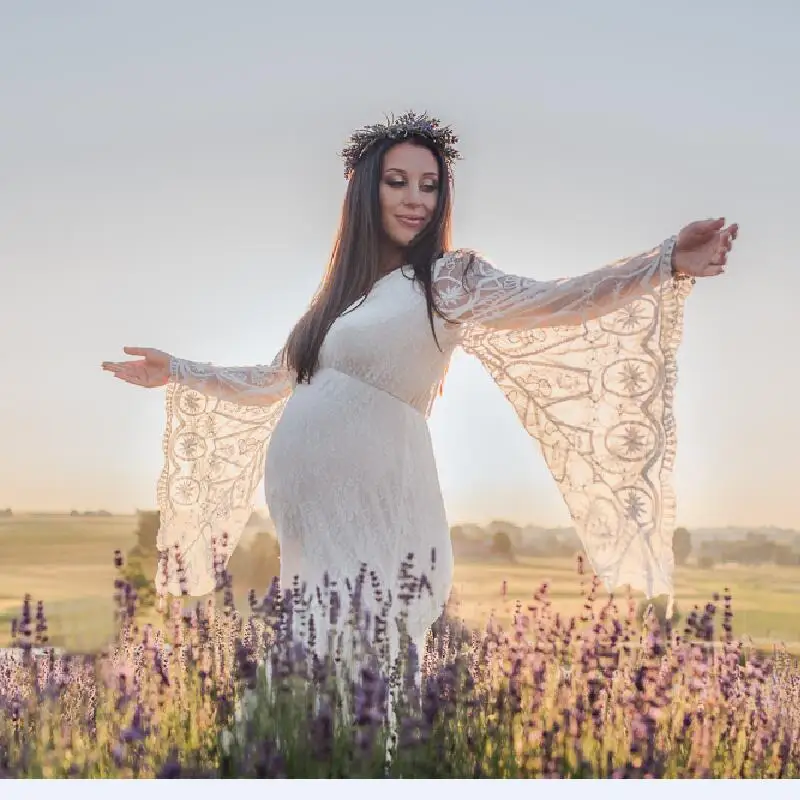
top-left (102, 111), bottom-right (738, 665)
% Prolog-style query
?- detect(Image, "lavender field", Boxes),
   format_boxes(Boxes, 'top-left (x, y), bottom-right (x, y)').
top-left (1, 515), bottom-right (800, 778)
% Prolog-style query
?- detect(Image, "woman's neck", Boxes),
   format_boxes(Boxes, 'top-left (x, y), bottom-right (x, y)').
top-left (378, 241), bottom-right (406, 277)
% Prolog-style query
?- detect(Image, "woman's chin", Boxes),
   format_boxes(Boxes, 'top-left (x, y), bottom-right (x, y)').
top-left (398, 230), bottom-right (425, 248)
top-left (383, 226), bottom-right (425, 251)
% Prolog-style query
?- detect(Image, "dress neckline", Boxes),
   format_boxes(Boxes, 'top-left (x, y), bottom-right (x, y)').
top-left (376, 264), bottom-right (413, 285)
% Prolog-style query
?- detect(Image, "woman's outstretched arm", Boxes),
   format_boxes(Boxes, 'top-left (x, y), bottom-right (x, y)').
top-left (103, 346), bottom-right (294, 406)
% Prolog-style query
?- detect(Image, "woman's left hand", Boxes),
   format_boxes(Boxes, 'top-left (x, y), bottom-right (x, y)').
top-left (672, 217), bottom-right (739, 278)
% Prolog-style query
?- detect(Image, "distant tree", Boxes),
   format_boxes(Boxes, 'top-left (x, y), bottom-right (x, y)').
top-left (228, 531), bottom-right (280, 593)
top-left (722, 538), bottom-right (776, 565)
top-left (488, 520), bottom-right (522, 546)
top-left (490, 530), bottom-right (513, 559)
top-left (120, 510), bottom-right (161, 609)
top-left (132, 510), bottom-right (160, 551)
top-left (673, 527), bottom-right (692, 566)
top-left (537, 535), bottom-right (576, 559)
top-left (773, 544), bottom-right (799, 567)
top-left (489, 520), bottom-right (517, 531)
top-left (698, 554), bottom-right (715, 570)
top-left (746, 531), bottom-right (767, 546)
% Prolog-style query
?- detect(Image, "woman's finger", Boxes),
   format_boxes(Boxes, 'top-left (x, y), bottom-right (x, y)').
top-left (710, 250), bottom-right (728, 266)
top-left (722, 223), bottom-right (738, 243)
top-left (123, 346), bottom-right (150, 356)
top-left (694, 217), bottom-right (724, 233)
top-left (110, 365), bottom-right (142, 381)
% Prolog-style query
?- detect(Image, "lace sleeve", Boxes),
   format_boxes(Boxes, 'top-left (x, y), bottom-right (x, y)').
top-left (169, 351), bottom-right (294, 406)
top-left (434, 240), bottom-right (691, 608)
top-left (434, 240), bottom-right (680, 330)
top-left (156, 350), bottom-right (294, 597)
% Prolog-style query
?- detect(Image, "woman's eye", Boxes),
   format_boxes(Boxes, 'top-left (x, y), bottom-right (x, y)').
top-left (384, 178), bottom-right (438, 192)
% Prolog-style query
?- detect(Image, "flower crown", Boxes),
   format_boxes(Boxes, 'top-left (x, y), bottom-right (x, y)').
top-left (340, 111), bottom-right (461, 180)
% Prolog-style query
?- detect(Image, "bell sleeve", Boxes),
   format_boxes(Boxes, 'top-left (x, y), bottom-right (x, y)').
top-left (155, 350), bottom-right (294, 597)
top-left (434, 240), bottom-right (692, 605)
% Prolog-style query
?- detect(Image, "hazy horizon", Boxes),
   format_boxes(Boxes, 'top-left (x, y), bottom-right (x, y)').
top-left (2, 2), bottom-right (799, 530)
top-left (3, 509), bottom-right (799, 535)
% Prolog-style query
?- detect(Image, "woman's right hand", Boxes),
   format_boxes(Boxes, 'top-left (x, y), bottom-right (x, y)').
top-left (102, 346), bottom-right (172, 388)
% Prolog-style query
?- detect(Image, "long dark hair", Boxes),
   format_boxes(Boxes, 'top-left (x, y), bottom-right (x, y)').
top-left (284, 135), bottom-right (454, 384)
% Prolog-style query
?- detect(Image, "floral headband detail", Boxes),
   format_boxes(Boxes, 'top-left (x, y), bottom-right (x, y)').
top-left (340, 110), bottom-right (461, 180)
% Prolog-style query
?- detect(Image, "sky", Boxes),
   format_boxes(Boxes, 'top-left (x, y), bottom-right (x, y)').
top-left (1, 1), bottom-right (798, 530)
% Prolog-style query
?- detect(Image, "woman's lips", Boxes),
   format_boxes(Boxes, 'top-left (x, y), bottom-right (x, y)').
top-left (396, 215), bottom-right (426, 230)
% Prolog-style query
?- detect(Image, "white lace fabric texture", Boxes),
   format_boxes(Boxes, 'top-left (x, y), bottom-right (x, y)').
top-left (156, 237), bottom-right (688, 655)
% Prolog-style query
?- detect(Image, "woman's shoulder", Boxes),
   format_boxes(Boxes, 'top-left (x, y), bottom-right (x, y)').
top-left (433, 248), bottom-right (493, 281)
top-left (439, 247), bottom-right (482, 262)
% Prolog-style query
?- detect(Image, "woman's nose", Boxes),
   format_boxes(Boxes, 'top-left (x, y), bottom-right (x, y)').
top-left (403, 186), bottom-right (422, 207)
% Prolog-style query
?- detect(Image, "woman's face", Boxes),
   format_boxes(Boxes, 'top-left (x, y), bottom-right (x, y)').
top-left (379, 142), bottom-right (439, 249)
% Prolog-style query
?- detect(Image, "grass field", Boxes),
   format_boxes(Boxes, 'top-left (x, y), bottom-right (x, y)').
top-left (2, 514), bottom-right (800, 654)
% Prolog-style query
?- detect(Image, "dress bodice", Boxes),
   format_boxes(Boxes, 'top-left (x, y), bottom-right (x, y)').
top-left (318, 267), bottom-right (453, 416)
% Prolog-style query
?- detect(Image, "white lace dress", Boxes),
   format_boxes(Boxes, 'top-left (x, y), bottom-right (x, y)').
top-left (155, 239), bottom-right (689, 660)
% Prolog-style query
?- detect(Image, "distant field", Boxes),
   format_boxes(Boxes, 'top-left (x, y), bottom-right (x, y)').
top-left (453, 558), bottom-right (800, 653)
top-left (2, 514), bottom-right (800, 654)
top-left (0, 515), bottom-right (138, 652)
